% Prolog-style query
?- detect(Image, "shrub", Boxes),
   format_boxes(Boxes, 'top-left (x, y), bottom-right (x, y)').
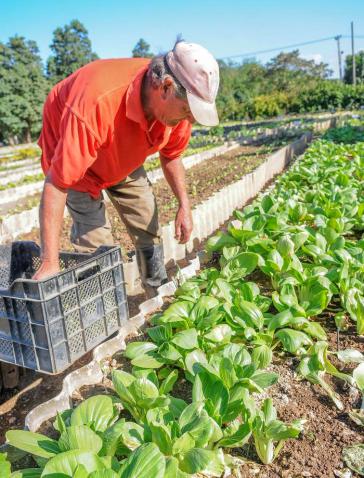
top-left (250, 93), bottom-right (289, 119)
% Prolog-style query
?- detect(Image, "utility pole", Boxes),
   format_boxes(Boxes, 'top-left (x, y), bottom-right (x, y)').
top-left (351, 21), bottom-right (356, 85)
top-left (335, 35), bottom-right (343, 81)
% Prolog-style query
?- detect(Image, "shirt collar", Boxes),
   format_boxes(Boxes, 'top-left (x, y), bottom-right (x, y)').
top-left (125, 65), bottom-right (150, 131)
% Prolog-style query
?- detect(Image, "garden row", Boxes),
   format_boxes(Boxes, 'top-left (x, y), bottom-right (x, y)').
top-left (0, 111), bottom-right (333, 164)
top-left (106, 122), bottom-right (364, 474)
top-left (0, 125), bottom-right (290, 200)
top-left (0, 116), bottom-right (338, 245)
top-left (2, 124), bottom-right (364, 476)
top-left (0, 113), bottom-right (344, 199)
top-left (192, 111), bottom-right (354, 138)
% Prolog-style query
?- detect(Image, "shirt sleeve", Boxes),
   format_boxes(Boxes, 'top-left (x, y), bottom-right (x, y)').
top-left (159, 120), bottom-right (192, 160)
top-left (48, 108), bottom-right (100, 189)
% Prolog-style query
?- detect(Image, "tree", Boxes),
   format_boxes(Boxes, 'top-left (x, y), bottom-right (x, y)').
top-left (217, 59), bottom-right (268, 120)
top-left (344, 51), bottom-right (364, 84)
top-left (47, 19), bottom-right (98, 84)
top-left (266, 50), bottom-right (332, 91)
top-left (0, 36), bottom-right (49, 144)
top-left (132, 38), bottom-right (153, 58)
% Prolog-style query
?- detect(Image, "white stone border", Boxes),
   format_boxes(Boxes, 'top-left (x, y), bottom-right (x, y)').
top-left (0, 158), bottom-right (39, 177)
top-left (0, 181), bottom-right (44, 205)
top-left (0, 164), bottom-right (42, 185)
top-left (14, 131), bottom-right (314, 436)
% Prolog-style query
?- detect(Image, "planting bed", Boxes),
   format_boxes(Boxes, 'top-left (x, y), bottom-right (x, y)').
top-left (70, 314), bottom-right (362, 478)
top-left (3, 124), bottom-right (364, 478)
top-left (193, 112), bottom-right (351, 139)
top-left (18, 138), bottom-right (300, 254)
top-left (0, 116), bottom-right (334, 223)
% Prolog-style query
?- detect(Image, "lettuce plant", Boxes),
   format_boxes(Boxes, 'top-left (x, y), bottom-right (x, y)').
top-left (111, 369), bottom-right (182, 422)
top-left (252, 399), bottom-right (305, 465)
top-left (297, 341), bottom-right (355, 409)
top-left (6, 395), bottom-right (122, 476)
top-left (192, 344), bottom-right (278, 426)
top-left (353, 363), bottom-right (364, 411)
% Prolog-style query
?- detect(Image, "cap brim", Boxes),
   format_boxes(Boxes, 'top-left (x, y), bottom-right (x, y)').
top-left (187, 91), bottom-right (219, 127)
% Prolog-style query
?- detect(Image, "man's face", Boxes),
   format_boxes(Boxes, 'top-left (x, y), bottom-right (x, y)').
top-left (153, 80), bottom-right (196, 127)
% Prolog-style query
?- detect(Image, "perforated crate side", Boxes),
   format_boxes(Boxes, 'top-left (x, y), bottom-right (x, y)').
top-left (0, 337), bottom-right (15, 364)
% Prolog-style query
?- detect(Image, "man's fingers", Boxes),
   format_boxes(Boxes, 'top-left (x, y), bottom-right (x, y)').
top-left (175, 220), bottom-right (181, 242)
top-left (175, 207), bottom-right (193, 244)
top-left (180, 223), bottom-right (192, 244)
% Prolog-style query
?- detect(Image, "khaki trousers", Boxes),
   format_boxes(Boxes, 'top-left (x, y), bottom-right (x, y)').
top-left (66, 166), bottom-right (161, 253)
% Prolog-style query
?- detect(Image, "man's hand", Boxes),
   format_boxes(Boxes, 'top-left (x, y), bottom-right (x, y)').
top-left (175, 204), bottom-right (193, 244)
top-left (160, 155), bottom-right (194, 244)
top-left (32, 260), bottom-right (60, 281)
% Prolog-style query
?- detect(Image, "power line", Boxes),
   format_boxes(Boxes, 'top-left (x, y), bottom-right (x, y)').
top-left (219, 35), bottom-right (364, 61)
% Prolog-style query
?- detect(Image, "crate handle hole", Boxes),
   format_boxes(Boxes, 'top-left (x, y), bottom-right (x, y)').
top-left (75, 263), bottom-right (100, 282)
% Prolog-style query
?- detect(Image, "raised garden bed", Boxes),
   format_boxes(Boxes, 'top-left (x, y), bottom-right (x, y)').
top-left (17, 137), bottom-right (303, 254)
top-left (0, 158), bottom-right (40, 174)
top-left (0, 146), bottom-right (40, 165)
top-left (0, 172), bottom-right (44, 191)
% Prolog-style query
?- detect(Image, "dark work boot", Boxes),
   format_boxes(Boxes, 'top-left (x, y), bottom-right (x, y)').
top-left (136, 244), bottom-right (168, 298)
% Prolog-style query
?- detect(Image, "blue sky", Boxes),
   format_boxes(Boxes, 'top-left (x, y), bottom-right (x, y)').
top-left (1, 0), bottom-right (364, 78)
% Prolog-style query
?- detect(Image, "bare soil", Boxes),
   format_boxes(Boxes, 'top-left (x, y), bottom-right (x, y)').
top-left (0, 352), bottom-right (92, 444)
top-left (236, 332), bottom-right (364, 477)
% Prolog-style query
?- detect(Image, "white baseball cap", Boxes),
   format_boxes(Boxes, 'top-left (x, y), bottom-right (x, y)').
top-left (166, 42), bottom-right (220, 126)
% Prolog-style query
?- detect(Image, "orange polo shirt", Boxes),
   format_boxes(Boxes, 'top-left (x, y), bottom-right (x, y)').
top-left (38, 58), bottom-right (192, 198)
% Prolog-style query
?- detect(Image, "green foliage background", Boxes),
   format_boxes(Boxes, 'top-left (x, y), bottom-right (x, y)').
top-left (1, 27), bottom-right (364, 145)
top-left (217, 50), bottom-right (364, 121)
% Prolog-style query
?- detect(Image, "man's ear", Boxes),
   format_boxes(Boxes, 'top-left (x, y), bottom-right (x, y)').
top-left (161, 76), bottom-right (174, 99)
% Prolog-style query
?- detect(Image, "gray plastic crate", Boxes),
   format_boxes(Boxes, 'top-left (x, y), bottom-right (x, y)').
top-left (0, 241), bottom-right (128, 373)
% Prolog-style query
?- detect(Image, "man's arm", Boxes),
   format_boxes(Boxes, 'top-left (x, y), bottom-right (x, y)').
top-left (160, 155), bottom-right (193, 244)
top-left (32, 174), bottom-right (68, 280)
